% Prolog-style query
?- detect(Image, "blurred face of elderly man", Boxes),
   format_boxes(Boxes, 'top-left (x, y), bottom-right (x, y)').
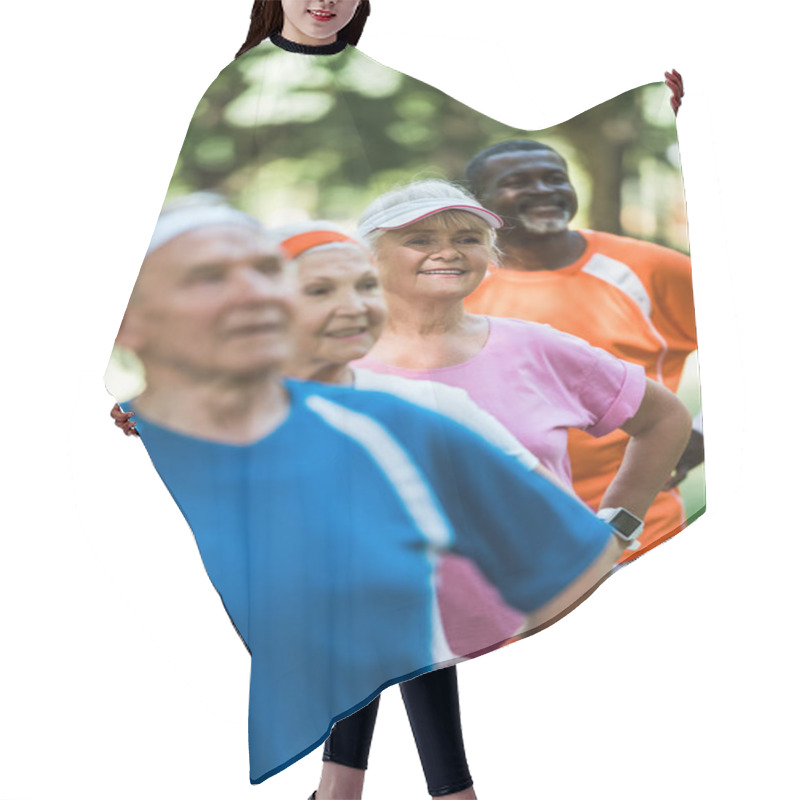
top-left (117, 224), bottom-right (296, 384)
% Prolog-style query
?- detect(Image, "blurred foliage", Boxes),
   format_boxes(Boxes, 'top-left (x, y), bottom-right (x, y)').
top-left (114, 48), bottom-right (701, 513)
top-left (675, 352), bottom-right (705, 521)
top-left (166, 47), bottom-right (687, 251)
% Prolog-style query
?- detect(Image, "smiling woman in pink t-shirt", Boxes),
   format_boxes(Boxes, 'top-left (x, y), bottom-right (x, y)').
top-left (355, 179), bottom-right (690, 519)
top-left (353, 180), bottom-right (691, 658)
top-left (312, 179), bottom-right (692, 800)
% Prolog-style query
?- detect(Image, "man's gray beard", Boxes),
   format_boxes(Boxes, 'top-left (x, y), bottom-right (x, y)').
top-left (518, 212), bottom-right (570, 235)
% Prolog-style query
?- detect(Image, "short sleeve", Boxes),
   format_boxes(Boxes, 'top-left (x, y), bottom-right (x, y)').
top-left (526, 323), bottom-right (647, 439)
top-left (580, 354), bottom-right (647, 438)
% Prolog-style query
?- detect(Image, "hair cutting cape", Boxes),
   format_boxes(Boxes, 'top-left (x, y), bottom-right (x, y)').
top-left (107, 35), bottom-right (703, 784)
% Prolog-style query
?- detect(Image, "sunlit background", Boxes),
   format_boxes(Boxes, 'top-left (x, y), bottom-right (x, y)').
top-left (105, 44), bottom-right (702, 518)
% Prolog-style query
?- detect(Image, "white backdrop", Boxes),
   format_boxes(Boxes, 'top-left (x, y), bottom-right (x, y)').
top-left (1, 1), bottom-right (797, 798)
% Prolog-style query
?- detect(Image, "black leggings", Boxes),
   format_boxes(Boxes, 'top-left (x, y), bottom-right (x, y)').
top-left (323, 665), bottom-right (473, 797)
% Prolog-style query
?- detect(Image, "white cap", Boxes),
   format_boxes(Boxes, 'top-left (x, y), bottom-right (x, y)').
top-left (357, 198), bottom-right (503, 238)
top-left (146, 201), bottom-right (265, 257)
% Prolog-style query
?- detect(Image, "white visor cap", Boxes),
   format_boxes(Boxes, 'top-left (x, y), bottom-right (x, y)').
top-left (357, 198), bottom-right (503, 239)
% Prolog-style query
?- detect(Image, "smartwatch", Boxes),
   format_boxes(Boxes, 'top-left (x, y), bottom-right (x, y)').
top-left (596, 507), bottom-right (644, 550)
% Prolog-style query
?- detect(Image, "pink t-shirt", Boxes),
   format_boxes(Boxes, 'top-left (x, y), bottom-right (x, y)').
top-left (355, 316), bottom-right (646, 486)
top-left (355, 316), bottom-right (646, 656)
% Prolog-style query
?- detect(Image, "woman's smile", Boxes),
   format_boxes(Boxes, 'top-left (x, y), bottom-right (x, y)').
top-left (308, 9), bottom-right (336, 22)
top-left (418, 268), bottom-right (467, 276)
top-left (325, 325), bottom-right (369, 339)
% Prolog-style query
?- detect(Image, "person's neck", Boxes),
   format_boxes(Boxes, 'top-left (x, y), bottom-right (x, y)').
top-left (132, 368), bottom-right (290, 445)
top-left (271, 27), bottom-right (348, 54)
top-left (384, 293), bottom-right (469, 339)
top-left (496, 229), bottom-right (587, 271)
top-left (370, 294), bottom-right (488, 370)
top-left (287, 361), bottom-right (354, 386)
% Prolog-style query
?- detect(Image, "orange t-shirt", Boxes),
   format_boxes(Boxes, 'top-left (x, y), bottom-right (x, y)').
top-left (465, 230), bottom-right (697, 557)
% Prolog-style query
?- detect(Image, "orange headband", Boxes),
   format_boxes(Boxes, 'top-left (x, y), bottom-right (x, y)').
top-left (280, 230), bottom-right (364, 259)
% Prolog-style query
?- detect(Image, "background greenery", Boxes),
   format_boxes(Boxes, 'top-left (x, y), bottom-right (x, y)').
top-left (166, 46), bottom-right (689, 252)
top-left (108, 44), bottom-right (703, 514)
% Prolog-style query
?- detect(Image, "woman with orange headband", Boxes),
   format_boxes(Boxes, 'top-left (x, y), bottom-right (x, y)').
top-left (280, 221), bottom-right (584, 800)
top-left (279, 222), bottom-right (562, 480)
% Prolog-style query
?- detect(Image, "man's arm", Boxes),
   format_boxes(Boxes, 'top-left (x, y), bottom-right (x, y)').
top-left (647, 246), bottom-right (703, 483)
top-left (664, 424), bottom-right (704, 490)
top-left (647, 244), bottom-right (698, 348)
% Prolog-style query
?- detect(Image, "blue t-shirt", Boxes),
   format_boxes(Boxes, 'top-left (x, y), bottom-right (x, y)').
top-left (128, 380), bottom-right (612, 782)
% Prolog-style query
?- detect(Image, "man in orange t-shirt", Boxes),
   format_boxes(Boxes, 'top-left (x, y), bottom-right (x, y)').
top-left (463, 140), bottom-right (703, 560)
